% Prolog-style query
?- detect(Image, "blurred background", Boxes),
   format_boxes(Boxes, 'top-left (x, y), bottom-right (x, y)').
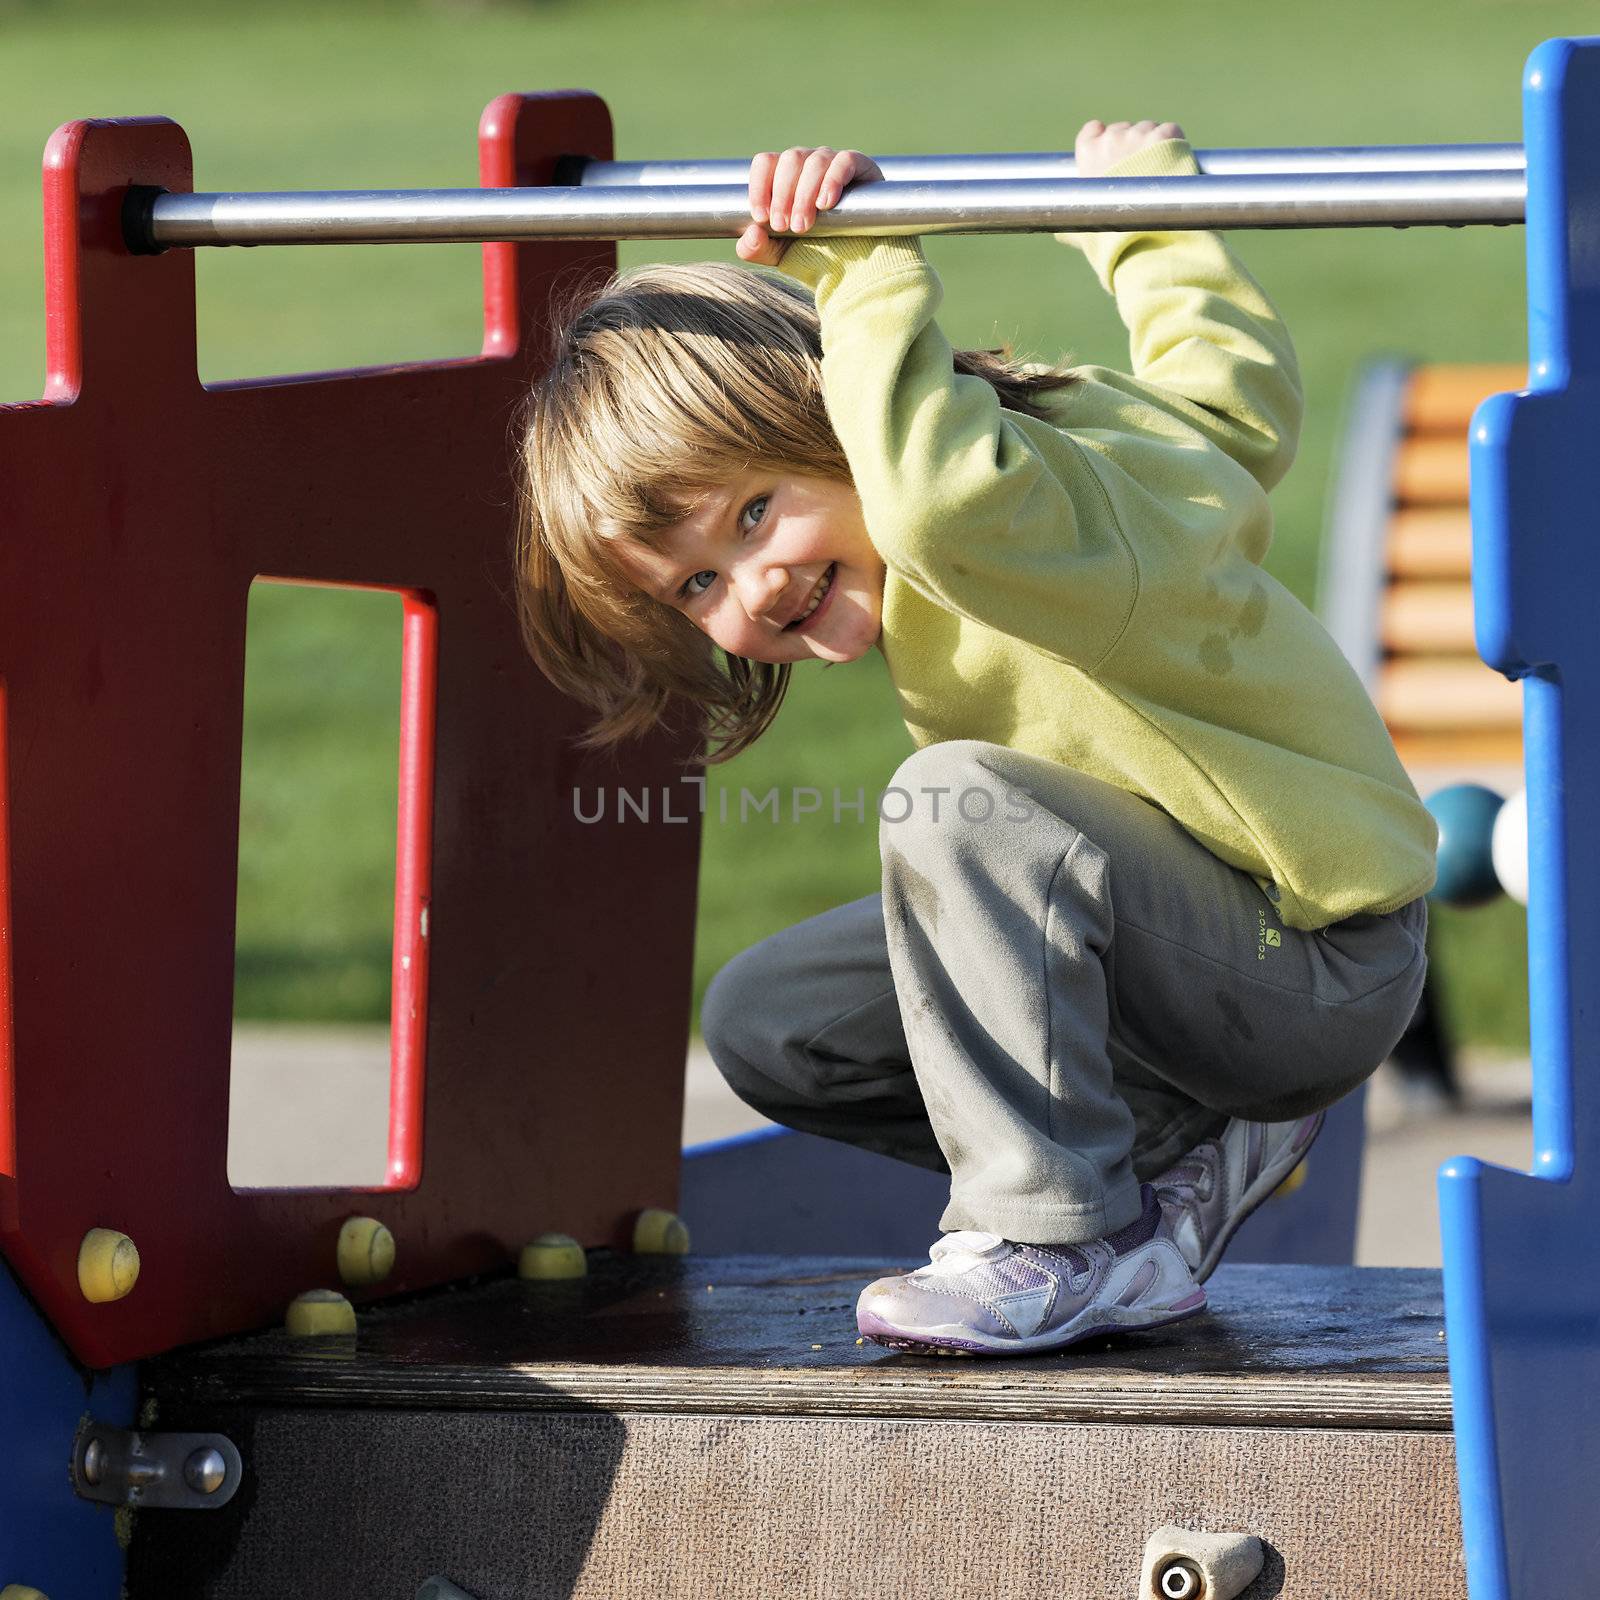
top-left (1, 0), bottom-right (1574, 1251)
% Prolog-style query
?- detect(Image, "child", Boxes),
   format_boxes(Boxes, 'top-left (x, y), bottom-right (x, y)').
top-left (516, 122), bottom-right (1435, 1356)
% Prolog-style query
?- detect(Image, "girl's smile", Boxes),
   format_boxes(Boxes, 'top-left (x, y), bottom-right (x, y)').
top-left (635, 473), bottom-right (885, 666)
top-left (784, 562), bottom-right (836, 633)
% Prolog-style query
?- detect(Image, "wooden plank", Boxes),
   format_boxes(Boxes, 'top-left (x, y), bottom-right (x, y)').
top-left (1388, 509), bottom-right (1473, 579)
top-left (143, 1352), bottom-right (1451, 1432)
top-left (1391, 732), bottom-right (1524, 776)
top-left (1377, 658), bottom-right (1523, 730)
top-left (1381, 583), bottom-right (1477, 653)
top-left (142, 1257), bottom-right (1452, 1432)
top-left (1403, 363), bottom-right (1525, 433)
top-left (1393, 437), bottom-right (1470, 504)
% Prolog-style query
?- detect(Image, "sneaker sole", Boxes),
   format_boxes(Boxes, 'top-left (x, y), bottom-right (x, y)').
top-left (1193, 1110), bottom-right (1325, 1284)
top-left (858, 1288), bottom-right (1208, 1358)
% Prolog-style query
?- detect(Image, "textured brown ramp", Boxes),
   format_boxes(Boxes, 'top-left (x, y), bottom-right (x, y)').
top-left (132, 1258), bottom-right (1463, 1600)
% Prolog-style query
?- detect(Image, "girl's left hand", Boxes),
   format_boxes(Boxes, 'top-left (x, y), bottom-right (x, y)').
top-left (1074, 120), bottom-right (1186, 180)
top-left (737, 146), bottom-right (885, 266)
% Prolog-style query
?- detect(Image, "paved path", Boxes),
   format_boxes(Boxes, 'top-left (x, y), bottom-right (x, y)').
top-left (1356, 1053), bottom-right (1531, 1268)
top-left (225, 1026), bottom-right (770, 1189)
top-left (229, 1026), bottom-right (1531, 1268)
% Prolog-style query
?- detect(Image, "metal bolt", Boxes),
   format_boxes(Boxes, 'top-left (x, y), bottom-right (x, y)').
top-left (182, 1447), bottom-right (227, 1496)
top-left (1157, 1558), bottom-right (1204, 1600)
top-left (80, 1437), bottom-right (105, 1486)
top-left (77, 1229), bottom-right (140, 1303)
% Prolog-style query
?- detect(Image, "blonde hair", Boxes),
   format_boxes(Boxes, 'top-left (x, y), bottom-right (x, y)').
top-left (514, 258), bottom-right (1075, 766)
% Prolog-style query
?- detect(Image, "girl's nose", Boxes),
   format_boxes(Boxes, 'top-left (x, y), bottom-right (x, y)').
top-left (735, 562), bottom-right (791, 623)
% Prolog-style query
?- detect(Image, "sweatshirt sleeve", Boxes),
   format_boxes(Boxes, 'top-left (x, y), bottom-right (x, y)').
top-left (773, 235), bottom-right (1138, 674)
top-left (1058, 140), bottom-right (1304, 491)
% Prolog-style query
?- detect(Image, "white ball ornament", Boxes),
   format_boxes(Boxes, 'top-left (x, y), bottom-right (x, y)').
top-left (1491, 786), bottom-right (1529, 905)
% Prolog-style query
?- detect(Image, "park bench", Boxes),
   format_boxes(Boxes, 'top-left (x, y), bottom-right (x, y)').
top-left (1322, 360), bottom-right (1525, 788)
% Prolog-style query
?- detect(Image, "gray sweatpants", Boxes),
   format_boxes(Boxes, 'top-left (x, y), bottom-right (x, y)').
top-left (702, 740), bottom-right (1428, 1247)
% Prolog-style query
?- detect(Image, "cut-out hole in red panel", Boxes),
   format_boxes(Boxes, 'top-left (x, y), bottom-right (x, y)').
top-left (227, 580), bottom-right (435, 1193)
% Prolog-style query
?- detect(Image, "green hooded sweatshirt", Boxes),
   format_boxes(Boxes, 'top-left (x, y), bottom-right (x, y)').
top-left (776, 139), bottom-right (1436, 931)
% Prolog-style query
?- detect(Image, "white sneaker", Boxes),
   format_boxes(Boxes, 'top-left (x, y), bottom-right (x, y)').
top-left (856, 1185), bottom-right (1206, 1357)
top-left (1153, 1113), bottom-right (1323, 1283)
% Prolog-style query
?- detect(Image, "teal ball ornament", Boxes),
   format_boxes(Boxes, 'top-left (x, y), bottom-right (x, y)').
top-left (1425, 783), bottom-right (1505, 907)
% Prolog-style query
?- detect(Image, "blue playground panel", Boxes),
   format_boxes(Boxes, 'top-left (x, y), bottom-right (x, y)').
top-left (0, 1257), bottom-right (135, 1599)
top-left (1442, 35), bottom-right (1600, 1600)
top-left (682, 1089), bottom-right (1365, 1264)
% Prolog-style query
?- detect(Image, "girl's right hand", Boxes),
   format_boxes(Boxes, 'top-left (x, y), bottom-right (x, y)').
top-left (737, 146), bottom-right (885, 267)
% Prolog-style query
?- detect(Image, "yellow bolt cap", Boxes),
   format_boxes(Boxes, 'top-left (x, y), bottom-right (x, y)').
top-left (1, 1586), bottom-right (51, 1599)
top-left (286, 1289), bottom-right (357, 1338)
top-left (336, 1217), bottom-right (396, 1286)
top-left (518, 1233), bottom-right (587, 1280)
top-left (1274, 1159), bottom-right (1311, 1199)
top-left (77, 1229), bottom-right (139, 1304)
top-left (633, 1208), bottom-right (690, 1255)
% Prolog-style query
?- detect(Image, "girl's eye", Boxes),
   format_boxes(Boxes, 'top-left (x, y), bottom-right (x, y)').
top-left (678, 494), bottom-right (770, 601)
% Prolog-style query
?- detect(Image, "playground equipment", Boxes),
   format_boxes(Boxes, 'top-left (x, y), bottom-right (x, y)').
top-left (1426, 783), bottom-right (1528, 909)
top-left (124, 144), bottom-right (1528, 247)
top-left (2, 37), bottom-right (1596, 1600)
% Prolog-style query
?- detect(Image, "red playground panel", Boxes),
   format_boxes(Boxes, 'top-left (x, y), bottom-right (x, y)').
top-left (0, 97), bottom-right (701, 1368)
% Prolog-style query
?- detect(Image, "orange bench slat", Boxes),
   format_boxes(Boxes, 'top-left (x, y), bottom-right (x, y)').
top-left (1376, 657), bottom-right (1523, 731)
top-left (1387, 508), bottom-right (1473, 579)
top-left (1401, 363), bottom-right (1526, 434)
top-left (1380, 582), bottom-right (1478, 653)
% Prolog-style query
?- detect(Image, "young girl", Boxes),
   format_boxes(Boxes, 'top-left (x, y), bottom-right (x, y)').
top-left (517, 121), bottom-right (1435, 1356)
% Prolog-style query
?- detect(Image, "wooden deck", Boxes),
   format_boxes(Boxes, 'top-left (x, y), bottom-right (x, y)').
top-left (131, 1258), bottom-right (1464, 1599)
top-left (147, 1254), bottom-right (1452, 1430)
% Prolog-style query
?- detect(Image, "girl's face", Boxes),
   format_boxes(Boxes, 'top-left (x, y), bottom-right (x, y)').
top-left (630, 472), bottom-right (885, 665)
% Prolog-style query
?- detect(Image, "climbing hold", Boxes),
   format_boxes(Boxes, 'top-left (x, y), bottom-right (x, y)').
top-left (417, 1578), bottom-right (479, 1600)
top-left (1140, 1527), bottom-right (1263, 1600)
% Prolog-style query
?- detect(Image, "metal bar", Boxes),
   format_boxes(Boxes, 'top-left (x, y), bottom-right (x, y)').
top-left (575, 143), bottom-right (1527, 188)
top-left (138, 168), bottom-right (1526, 251)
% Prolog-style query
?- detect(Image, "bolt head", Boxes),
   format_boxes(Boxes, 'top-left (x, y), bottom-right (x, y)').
top-left (632, 1208), bottom-right (690, 1255)
top-left (518, 1233), bottom-right (587, 1281)
top-left (285, 1288), bottom-right (357, 1338)
top-left (183, 1447), bottom-right (227, 1496)
top-left (77, 1229), bottom-right (140, 1303)
top-left (1157, 1558), bottom-right (1203, 1600)
top-left (337, 1216), bottom-right (396, 1287)
top-left (81, 1436), bottom-right (106, 1486)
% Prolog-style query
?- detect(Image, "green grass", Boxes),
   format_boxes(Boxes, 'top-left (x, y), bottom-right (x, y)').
top-left (233, 583), bottom-right (402, 1020)
top-left (0, 0), bottom-right (1562, 1048)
